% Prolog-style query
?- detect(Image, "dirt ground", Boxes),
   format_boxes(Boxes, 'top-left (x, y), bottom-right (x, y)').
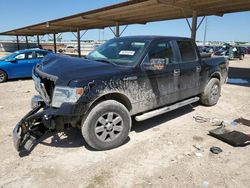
top-left (0, 55), bottom-right (250, 188)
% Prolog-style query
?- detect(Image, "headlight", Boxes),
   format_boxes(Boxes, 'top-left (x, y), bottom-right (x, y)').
top-left (51, 86), bottom-right (84, 108)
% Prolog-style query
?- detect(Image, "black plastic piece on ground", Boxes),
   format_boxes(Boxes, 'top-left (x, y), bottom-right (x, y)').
top-left (209, 127), bottom-right (250, 147)
top-left (210, 146), bottom-right (223, 154)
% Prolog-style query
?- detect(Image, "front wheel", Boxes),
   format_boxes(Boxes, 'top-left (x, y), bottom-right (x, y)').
top-left (200, 78), bottom-right (221, 106)
top-left (81, 100), bottom-right (131, 150)
top-left (0, 70), bottom-right (7, 83)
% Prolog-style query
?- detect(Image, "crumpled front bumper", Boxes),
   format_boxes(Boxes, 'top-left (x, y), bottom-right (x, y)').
top-left (12, 104), bottom-right (47, 152)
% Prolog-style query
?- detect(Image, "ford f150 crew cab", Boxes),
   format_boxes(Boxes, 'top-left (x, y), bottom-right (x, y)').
top-left (13, 36), bottom-right (228, 152)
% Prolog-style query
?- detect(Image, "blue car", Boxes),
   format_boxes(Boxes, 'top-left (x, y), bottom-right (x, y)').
top-left (0, 49), bottom-right (51, 83)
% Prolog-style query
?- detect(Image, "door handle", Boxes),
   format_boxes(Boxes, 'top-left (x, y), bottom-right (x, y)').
top-left (173, 69), bottom-right (180, 76)
top-left (196, 66), bottom-right (201, 72)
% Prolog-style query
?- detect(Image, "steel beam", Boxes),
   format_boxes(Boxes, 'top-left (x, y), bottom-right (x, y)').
top-left (37, 35), bottom-right (40, 48)
top-left (25, 36), bottom-right (29, 49)
top-left (191, 11), bottom-right (197, 40)
top-left (77, 28), bottom-right (81, 57)
top-left (16, 35), bottom-right (20, 50)
top-left (115, 22), bottom-right (120, 37)
top-left (53, 32), bottom-right (57, 53)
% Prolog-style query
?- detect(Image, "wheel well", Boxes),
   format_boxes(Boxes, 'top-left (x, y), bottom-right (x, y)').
top-left (91, 93), bottom-right (132, 112)
top-left (0, 69), bottom-right (8, 78)
top-left (211, 72), bottom-right (221, 81)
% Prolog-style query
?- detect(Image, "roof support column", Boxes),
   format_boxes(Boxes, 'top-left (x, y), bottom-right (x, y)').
top-left (53, 32), bottom-right (57, 53)
top-left (37, 35), bottom-right (40, 48)
top-left (16, 35), bottom-right (20, 50)
top-left (25, 36), bottom-right (29, 49)
top-left (77, 28), bottom-right (81, 57)
top-left (191, 11), bottom-right (198, 41)
top-left (115, 22), bottom-right (120, 37)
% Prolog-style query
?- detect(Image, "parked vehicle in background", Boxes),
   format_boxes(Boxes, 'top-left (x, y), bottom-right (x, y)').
top-left (0, 49), bottom-right (51, 83)
top-left (214, 44), bottom-right (246, 60)
top-left (246, 46), bottom-right (250, 54)
top-left (239, 47), bottom-right (248, 54)
top-left (13, 36), bottom-right (228, 153)
top-left (198, 46), bottom-right (222, 55)
top-left (58, 45), bottom-right (78, 53)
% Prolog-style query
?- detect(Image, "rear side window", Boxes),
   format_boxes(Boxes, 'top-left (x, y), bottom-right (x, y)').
top-left (26, 52), bottom-right (33, 59)
top-left (177, 41), bottom-right (197, 62)
top-left (15, 53), bottom-right (25, 60)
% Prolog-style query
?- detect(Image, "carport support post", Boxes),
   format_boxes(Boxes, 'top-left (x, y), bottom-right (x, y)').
top-left (25, 36), bottom-right (29, 49)
top-left (53, 32), bottom-right (57, 53)
top-left (77, 28), bottom-right (81, 57)
top-left (37, 35), bottom-right (40, 48)
top-left (115, 22), bottom-right (120, 37)
top-left (191, 11), bottom-right (198, 41)
top-left (16, 35), bottom-right (20, 50)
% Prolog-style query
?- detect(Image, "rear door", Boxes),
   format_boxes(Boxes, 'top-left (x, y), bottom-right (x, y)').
top-left (175, 40), bottom-right (201, 100)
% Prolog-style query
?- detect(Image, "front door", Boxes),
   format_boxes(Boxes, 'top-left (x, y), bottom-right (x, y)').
top-left (8, 51), bottom-right (37, 78)
top-left (140, 40), bottom-right (180, 110)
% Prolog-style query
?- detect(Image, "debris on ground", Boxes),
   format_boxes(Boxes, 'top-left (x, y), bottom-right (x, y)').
top-left (209, 127), bottom-right (250, 147)
top-left (234, 117), bottom-right (250, 127)
top-left (193, 116), bottom-right (223, 126)
top-left (193, 115), bottom-right (240, 127)
top-left (210, 146), bottom-right (223, 154)
top-left (202, 181), bottom-right (209, 187)
top-left (193, 144), bottom-right (204, 152)
top-left (195, 152), bottom-right (203, 157)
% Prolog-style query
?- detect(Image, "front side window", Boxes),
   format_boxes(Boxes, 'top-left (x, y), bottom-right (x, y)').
top-left (147, 41), bottom-right (175, 64)
top-left (87, 38), bottom-right (149, 66)
top-left (177, 41), bottom-right (198, 62)
top-left (15, 53), bottom-right (25, 60)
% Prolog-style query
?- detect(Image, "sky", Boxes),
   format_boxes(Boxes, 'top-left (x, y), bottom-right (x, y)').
top-left (0, 0), bottom-right (249, 42)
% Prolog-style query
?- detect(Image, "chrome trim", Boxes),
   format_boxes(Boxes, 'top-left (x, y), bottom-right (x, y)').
top-left (40, 83), bottom-right (50, 104)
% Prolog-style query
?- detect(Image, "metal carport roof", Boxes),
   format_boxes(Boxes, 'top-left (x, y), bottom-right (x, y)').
top-left (1, 0), bottom-right (250, 36)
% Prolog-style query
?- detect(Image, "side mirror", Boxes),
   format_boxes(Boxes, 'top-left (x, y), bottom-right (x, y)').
top-left (143, 58), bottom-right (167, 71)
top-left (5, 57), bottom-right (16, 62)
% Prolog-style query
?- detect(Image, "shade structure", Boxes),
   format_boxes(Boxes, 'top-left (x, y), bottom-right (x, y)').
top-left (1, 0), bottom-right (250, 36)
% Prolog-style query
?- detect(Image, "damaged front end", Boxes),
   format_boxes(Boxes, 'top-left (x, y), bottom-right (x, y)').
top-left (12, 101), bottom-right (49, 152)
top-left (12, 66), bottom-right (58, 153)
top-left (13, 64), bottom-right (85, 153)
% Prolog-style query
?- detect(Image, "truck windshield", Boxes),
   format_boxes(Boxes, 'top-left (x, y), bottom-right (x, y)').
top-left (87, 38), bottom-right (149, 66)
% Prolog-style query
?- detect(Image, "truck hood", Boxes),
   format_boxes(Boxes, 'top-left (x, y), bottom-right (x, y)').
top-left (35, 54), bottom-right (125, 86)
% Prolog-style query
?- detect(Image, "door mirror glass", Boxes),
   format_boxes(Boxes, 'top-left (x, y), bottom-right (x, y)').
top-left (144, 58), bottom-right (167, 71)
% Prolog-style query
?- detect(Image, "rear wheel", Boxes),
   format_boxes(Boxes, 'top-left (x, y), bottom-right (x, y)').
top-left (81, 100), bottom-right (131, 150)
top-left (0, 70), bottom-right (7, 83)
top-left (200, 78), bottom-right (221, 106)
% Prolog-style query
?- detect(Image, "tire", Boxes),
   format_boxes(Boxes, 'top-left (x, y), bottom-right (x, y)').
top-left (81, 100), bottom-right (131, 150)
top-left (0, 70), bottom-right (7, 83)
top-left (200, 78), bottom-right (221, 106)
top-left (239, 55), bottom-right (244, 60)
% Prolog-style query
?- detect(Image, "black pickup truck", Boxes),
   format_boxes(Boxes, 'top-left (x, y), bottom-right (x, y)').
top-left (13, 36), bottom-right (228, 152)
